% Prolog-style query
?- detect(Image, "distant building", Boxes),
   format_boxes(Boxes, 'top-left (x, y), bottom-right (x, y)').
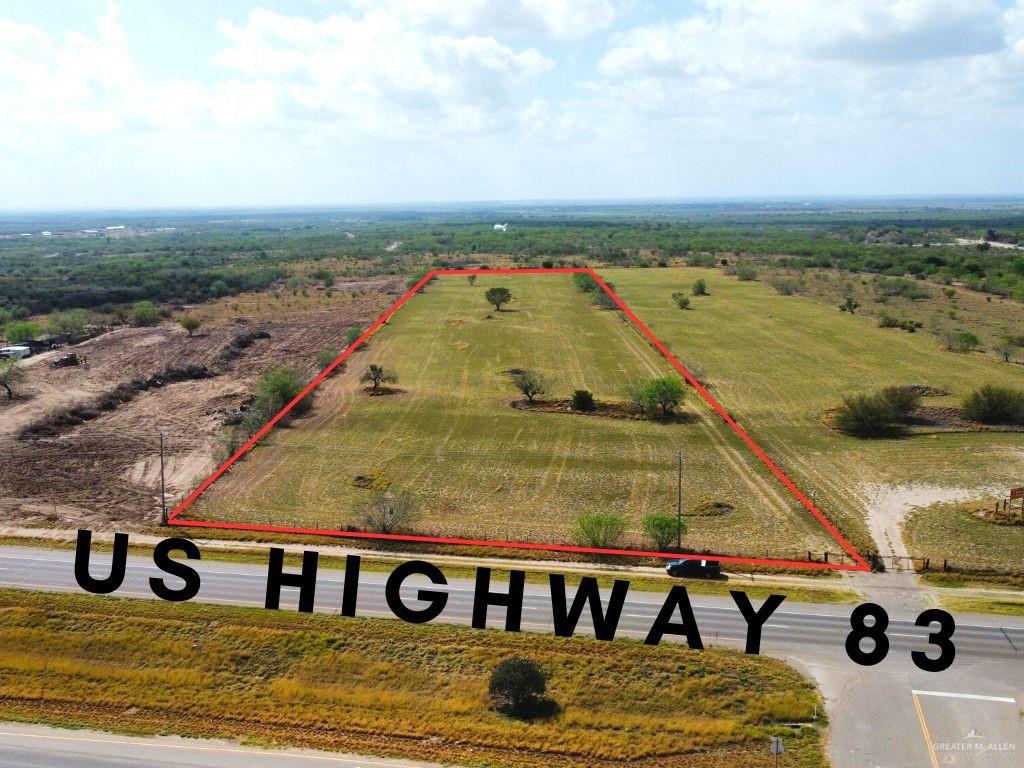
top-left (493, 223), bottom-right (508, 232)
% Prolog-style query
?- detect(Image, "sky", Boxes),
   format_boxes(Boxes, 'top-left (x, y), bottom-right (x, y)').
top-left (1, 0), bottom-right (1022, 209)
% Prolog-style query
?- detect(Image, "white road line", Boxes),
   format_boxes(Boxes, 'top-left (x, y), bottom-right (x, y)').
top-left (911, 690), bottom-right (1017, 703)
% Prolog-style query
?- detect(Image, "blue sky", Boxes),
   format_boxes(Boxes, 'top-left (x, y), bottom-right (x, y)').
top-left (1, 0), bottom-right (1022, 208)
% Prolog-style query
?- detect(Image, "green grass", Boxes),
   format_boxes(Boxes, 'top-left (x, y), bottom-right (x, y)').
top-left (0, 589), bottom-right (828, 768)
top-left (197, 272), bottom-right (835, 560)
top-left (608, 267), bottom-right (1024, 564)
top-left (942, 595), bottom-right (1024, 617)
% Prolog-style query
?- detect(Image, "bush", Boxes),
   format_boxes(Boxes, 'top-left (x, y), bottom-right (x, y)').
top-left (179, 315), bottom-right (202, 336)
top-left (131, 301), bottom-right (158, 327)
top-left (570, 389), bottom-right (595, 411)
top-left (942, 329), bottom-right (980, 353)
top-left (692, 279), bottom-right (707, 295)
top-left (344, 327), bottom-right (362, 347)
top-left (254, 365), bottom-right (309, 417)
top-left (360, 363), bottom-right (397, 392)
top-left (736, 264), bottom-right (758, 281)
top-left (642, 513), bottom-right (686, 551)
top-left (770, 277), bottom-right (802, 296)
top-left (961, 385), bottom-right (1024, 425)
top-left (572, 512), bottom-right (627, 548)
top-left (880, 385), bottom-right (920, 417)
top-left (315, 346), bottom-right (341, 373)
top-left (672, 293), bottom-right (690, 309)
top-left (572, 273), bottom-right (598, 293)
top-left (355, 489), bottom-right (418, 534)
top-left (488, 658), bottom-right (550, 718)
top-left (2, 320), bottom-right (40, 343)
top-left (834, 393), bottom-right (900, 438)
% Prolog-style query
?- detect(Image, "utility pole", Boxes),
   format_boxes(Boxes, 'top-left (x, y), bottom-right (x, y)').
top-left (158, 429), bottom-right (167, 525)
top-left (676, 451), bottom-right (683, 549)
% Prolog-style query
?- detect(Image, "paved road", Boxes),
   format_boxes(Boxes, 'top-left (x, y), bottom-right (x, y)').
top-left (0, 722), bottom-right (437, 768)
top-left (1, 544), bottom-right (1022, 767)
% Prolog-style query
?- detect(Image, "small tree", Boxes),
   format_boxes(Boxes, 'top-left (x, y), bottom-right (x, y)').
top-left (344, 326), bottom-right (362, 347)
top-left (467, 274), bottom-right (477, 286)
top-left (509, 369), bottom-right (548, 402)
top-left (315, 346), bottom-right (341, 372)
top-left (672, 293), bottom-right (690, 310)
top-left (489, 657), bottom-right (549, 717)
top-left (355, 489), bottom-right (418, 534)
top-left (48, 309), bottom-right (88, 344)
top-left (996, 338), bottom-right (1016, 363)
top-left (361, 363), bottom-right (397, 392)
top-left (642, 377), bottom-right (685, 417)
top-left (692, 278), bottom-right (707, 296)
top-left (571, 389), bottom-right (595, 411)
top-left (3, 321), bottom-right (39, 343)
top-left (839, 296), bottom-right (860, 314)
top-left (132, 301), bottom-right (159, 327)
top-left (622, 378), bottom-right (648, 414)
top-left (180, 315), bottom-right (202, 337)
top-left (572, 512), bottom-right (626, 548)
top-left (485, 286), bottom-right (513, 311)
top-left (643, 513), bottom-right (686, 551)
top-left (0, 358), bottom-right (25, 400)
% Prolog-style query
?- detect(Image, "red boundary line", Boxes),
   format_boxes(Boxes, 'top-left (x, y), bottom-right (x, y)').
top-left (169, 267), bottom-right (869, 573)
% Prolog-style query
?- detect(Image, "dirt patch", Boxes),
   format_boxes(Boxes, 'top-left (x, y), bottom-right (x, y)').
top-left (687, 499), bottom-right (735, 517)
top-left (511, 398), bottom-right (698, 423)
top-left (0, 277), bottom-right (400, 529)
top-left (904, 405), bottom-right (1024, 433)
top-left (365, 386), bottom-right (404, 397)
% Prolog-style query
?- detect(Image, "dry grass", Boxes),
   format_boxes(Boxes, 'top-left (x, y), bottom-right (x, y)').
top-left (0, 589), bottom-right (827, 767)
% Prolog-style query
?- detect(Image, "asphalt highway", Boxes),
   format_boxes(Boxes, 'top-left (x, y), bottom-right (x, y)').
top-left (0, 544), bottom-right (1021, 768)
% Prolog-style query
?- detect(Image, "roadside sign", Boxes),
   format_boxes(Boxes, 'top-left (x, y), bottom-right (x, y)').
top-left (770, 736), bottom-right (784, 756)
top-left (1010, 486), bottom-right (1024, 500)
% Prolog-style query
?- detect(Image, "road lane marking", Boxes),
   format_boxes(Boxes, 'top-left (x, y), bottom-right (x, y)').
top-left (0, 730), bottom-right (415, 765)
top-left (911, 692), bottom-right (940, 768)
top-left (911, 690), bottom-right (1017, 703)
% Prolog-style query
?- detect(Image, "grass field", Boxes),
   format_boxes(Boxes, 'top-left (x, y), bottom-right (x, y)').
top-left (903, 499), bottom-right (1024, 573)
top-left (0, 590), bottom-right (827, 768)
top-left (194, 266), bottom-right (1024, 571)
top-left (604, 267), bottom-right (1024, 565)
top-left (196, 272), bottom-right (836, 560)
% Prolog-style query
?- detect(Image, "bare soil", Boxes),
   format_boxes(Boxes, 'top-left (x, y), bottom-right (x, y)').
top-left (0, 278), bottom-right (399, 528)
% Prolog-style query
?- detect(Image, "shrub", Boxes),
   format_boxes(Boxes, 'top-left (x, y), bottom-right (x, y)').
top-left (961, 385), bottom-right (1024, 425)
top-left (570, 389), bottom-right (595, 411)
top-left (131, 301), bottom-right (158, 327)
top-left (488, 658), bottom-right (550, 718)
top-left (880, 385), bottom-right (920, 417)
top-left (315, 346), bottom-right (341, 373)
top-left (942, 329), bottom-right (980, 353)
top-left (541, 260), bottom-right (554, 269)
top-left (344, 327), bottom-right (362, 347)
top-left (572, 512), bottom-right (627, 548)
top-left (3, 320), bottom-right (40, 343)
top-left (839, 297), bottom-right (860, 314)
top-left (622, 378), bottom-right (648, 414)
top-left (485, 286), bottom-right (513, 310)
top-left (254, 365), bottom-right (309, 417)
top-left (309, 268), bottom-right (334, 287)
top-left (355, 489), bottom-right (418, 533)
top-left (692, 278), bottom-right (707, 296)
top-left (179, 315), bottom-right (202, 337)
top-left (834, 393), bottom-right (899, 438)
top-left (591, 281), bottom-right (618, 309)
top-left (642, 513), bottom-right (686, 551)
top-left (572, 273), bottom-right (598, 293)
top-left (671, 293), bottom-right (690, 309)
top-left (770, 277), bottom-right (802, 296)
top-left (736, 264), bottom-right (758, 281)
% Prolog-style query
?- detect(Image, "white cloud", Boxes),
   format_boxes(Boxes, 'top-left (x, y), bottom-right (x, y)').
top-left (352, 0), bottom-right (617, 40)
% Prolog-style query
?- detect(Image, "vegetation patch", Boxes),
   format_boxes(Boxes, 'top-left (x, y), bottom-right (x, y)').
top-left (510, 397), bottom-right (696, 423)
top-left (0, 590), bottom-right (828, 768)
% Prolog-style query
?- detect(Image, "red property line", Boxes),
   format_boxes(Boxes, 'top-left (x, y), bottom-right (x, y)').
top-left (169, 267), bottom-right (870, 573)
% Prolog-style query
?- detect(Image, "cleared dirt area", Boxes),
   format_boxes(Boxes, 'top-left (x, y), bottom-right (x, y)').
top-left (0, 278), bottom-right (399, 529)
